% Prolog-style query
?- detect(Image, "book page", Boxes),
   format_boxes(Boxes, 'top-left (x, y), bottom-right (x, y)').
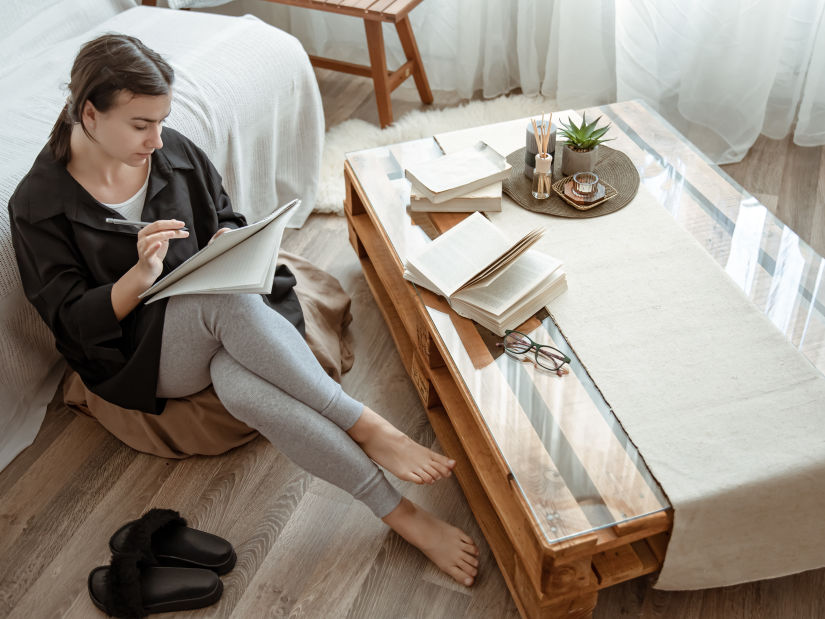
top-left (409, 187), bottom-right (501, 213)
top-left (144, 216), bottom-right (286, 303)
top-left (404, 212), bottom-right (511, 298)
top-left (452, 249), bottom-right (563, 316)
top-left (140, 199), bottom-right (299, 302)
top-left (460, 227), bottom-right (543, 290)
top-left (497, 275), bottom-right (567, 324)
top-left (453, 275), bottom-right (567, 336)
top-left (410, 181), bottom-right (501, 202)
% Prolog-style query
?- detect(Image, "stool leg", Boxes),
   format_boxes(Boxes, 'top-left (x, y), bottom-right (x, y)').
top-left (395, 15), bottom-right (433, 105)
top-left (364, 20), bottom-right (393, 128)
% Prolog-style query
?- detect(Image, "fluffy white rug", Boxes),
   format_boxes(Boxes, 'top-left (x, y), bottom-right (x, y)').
top-left (315, 94), bottom-right (558, 214)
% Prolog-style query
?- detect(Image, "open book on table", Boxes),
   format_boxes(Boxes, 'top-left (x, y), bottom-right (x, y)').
top-left (139, 199), bottom-right (300, 304)
top-left (403, 212), bottom-right (567, 336)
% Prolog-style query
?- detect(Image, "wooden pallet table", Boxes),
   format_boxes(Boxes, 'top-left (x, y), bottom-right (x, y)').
top-left (343, 111), bottom-right (677, 617)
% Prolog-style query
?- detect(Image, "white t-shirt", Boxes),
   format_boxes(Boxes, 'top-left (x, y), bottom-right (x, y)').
top-left (102, 159), bottom-right (151, 221)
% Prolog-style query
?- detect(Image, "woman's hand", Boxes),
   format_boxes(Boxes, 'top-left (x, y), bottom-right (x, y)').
top-left (208, 227), bottom-right (232, 245)
top-left (135, 219), bottom-right (189, 286)
top-left (111, 219), bottom-right (188, 321)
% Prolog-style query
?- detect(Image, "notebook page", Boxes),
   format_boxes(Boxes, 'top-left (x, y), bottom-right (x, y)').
top-left (144, 216), bottom-right (287, 303)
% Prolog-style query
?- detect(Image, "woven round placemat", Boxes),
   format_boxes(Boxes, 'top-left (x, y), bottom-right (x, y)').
top-left (503, 145), bottom-right (640, 218)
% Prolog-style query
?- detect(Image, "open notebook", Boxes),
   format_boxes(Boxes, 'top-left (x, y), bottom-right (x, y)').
top-left (140, 199), bottom-right (300, 304)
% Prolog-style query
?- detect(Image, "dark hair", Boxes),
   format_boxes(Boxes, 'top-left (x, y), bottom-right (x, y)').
top-left (48, 34), bottom-right (174, 165)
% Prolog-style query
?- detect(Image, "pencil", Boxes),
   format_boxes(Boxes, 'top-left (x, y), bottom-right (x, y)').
top-left (105, 217), bottom-right (189, 232)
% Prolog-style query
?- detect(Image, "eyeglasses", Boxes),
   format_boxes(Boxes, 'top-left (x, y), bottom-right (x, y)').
top-left (497, 330), bottom-right (571, 376)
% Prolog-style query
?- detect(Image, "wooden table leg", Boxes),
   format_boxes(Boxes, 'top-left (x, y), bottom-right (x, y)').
top-left (395, 15), bottom-right (433, 105)
top-left (364, 19), bottom-right (393, 128)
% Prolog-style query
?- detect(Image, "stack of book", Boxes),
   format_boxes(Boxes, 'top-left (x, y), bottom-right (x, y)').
top-left (403, 212), bottom-right (567, 336)
top-left (404, 141), bottom-right (511, 213)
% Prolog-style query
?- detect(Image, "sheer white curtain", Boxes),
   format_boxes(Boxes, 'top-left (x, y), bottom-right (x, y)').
top-left (202, 0), bottom-right (825, 163)
top-left (203, 0), bottom-right (616, 103)
top-left (615, 0), bottom-right (825, 162)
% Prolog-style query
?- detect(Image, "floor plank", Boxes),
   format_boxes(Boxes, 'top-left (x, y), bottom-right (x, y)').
top-left (0, 395), bottom-right (74, 496)
top-left (722, 133), bottom-right (825, 257)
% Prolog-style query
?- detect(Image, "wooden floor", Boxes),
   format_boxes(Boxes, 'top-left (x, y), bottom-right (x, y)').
top-left (2, 70), bottom-right (824, 619)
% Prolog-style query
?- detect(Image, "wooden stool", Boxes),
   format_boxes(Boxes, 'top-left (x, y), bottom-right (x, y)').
top-left (263, 0), bottom-right (434, 127)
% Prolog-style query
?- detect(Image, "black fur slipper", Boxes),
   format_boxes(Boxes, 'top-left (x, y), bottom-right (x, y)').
top-left (87, 555), bottom-right (222, 617)
top-left (109, 509), bottom-right (236, 575)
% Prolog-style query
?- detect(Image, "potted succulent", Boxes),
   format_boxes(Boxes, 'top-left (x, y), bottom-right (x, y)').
top-left (558, 113), bottom-right (613, 176)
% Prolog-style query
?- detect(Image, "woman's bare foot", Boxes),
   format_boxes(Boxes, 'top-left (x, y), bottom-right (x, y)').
top-left (383, 498), bottom-right (479, 586)
top-left (348, 407), bottom-right (455, 484)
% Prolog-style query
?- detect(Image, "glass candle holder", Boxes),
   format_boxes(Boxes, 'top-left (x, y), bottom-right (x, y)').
top-left (532, 153), bottom-right (553, 199)
top-left (572, 172), bottom-right (599, 196)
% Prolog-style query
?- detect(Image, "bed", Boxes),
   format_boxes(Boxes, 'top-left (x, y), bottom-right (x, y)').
top-left (0, 0), bottom-right (325, 471)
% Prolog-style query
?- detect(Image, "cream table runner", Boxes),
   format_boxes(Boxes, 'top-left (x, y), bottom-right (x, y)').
top-left (437, 120), bottom-right (825, 590)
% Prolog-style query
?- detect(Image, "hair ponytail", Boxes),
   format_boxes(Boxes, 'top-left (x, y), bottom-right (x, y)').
top-left (48, 101), bottom-right (76, 166)
top-left (48, 34), bottom-right (174, 166)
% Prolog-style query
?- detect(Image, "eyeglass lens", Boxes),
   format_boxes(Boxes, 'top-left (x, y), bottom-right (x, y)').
top-left (503, 331), bottom-right (533, 353)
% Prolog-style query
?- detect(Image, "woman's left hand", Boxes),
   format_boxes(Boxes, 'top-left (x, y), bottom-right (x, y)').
top-left (208, 227), bottom-right (232, 245)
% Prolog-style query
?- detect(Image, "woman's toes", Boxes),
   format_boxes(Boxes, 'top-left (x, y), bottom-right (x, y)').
top-left (449, 565), bottom-right (474, 586)
top-left (437, 454), bottom-right (456, 469)
top-left (460, 558), bottom-right (479, 575)
top-left (431, 459), bottom-right (452, 477)
top-left (423, 463), bottom-right (442, 481)
top-left (460, 539), bottom-right (478, 553)
top-left (415, 468), bottom-right (435, 484)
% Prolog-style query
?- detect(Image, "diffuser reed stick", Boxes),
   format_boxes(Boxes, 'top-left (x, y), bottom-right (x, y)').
top-left (531, 118), bottom-right (542, 153)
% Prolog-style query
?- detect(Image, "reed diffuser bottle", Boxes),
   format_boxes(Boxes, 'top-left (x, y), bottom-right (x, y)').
top-left (532, 153), bottom-right (552, 199)
top-left (531, 113), bottom-right (553, 200)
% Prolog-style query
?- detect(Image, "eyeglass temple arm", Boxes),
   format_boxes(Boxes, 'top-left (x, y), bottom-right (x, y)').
top-left (536, 346), bottom-right (571, 363)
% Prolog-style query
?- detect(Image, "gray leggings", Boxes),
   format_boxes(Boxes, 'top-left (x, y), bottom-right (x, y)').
top-left (156, 293), bottom-right (402, 518)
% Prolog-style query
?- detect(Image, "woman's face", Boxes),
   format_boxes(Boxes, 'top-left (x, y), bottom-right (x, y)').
top-left (82, 90), bottom-right (172, 167)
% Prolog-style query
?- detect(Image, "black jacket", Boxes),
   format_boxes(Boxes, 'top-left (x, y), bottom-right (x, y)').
top-left (10, 128), bottom-right (303, 414)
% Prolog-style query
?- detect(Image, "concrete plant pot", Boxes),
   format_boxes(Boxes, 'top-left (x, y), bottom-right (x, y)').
top-left (561, 144), bottom-right (600, 176)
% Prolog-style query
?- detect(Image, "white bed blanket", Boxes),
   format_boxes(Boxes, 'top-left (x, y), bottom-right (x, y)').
top-left (0, 4), bottom-right (324, 471)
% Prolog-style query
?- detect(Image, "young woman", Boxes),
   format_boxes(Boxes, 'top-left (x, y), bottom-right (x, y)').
top-left (9, 34), bottom-right (478, 587)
